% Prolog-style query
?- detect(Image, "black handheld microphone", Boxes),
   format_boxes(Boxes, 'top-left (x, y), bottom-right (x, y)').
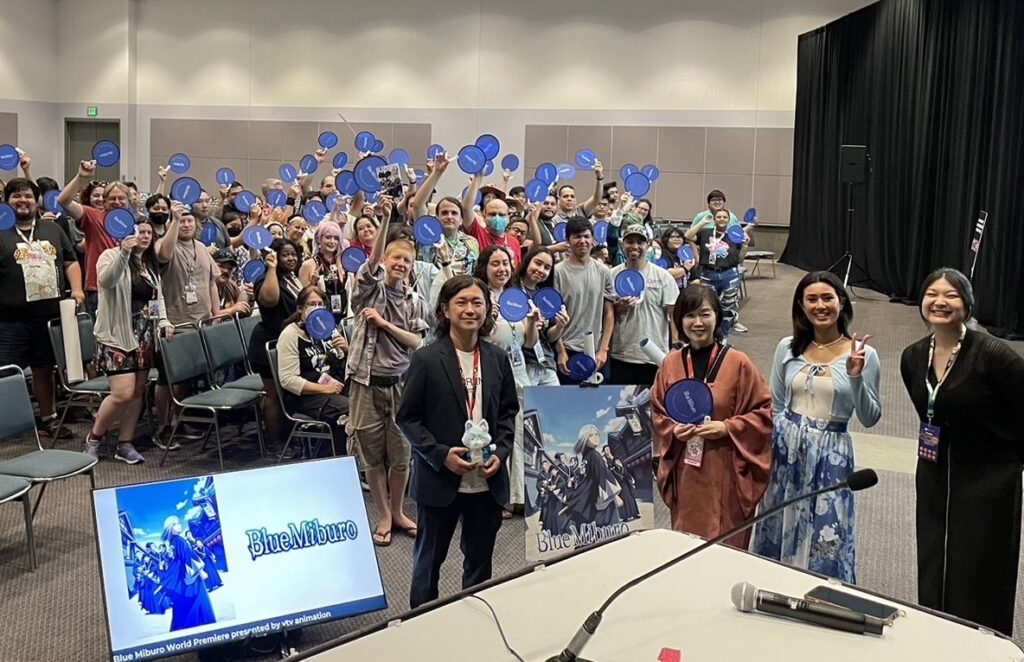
top-left (546, 468), bottom-right (879, 662)
top-left (731, 581), bottom-right (885, 635)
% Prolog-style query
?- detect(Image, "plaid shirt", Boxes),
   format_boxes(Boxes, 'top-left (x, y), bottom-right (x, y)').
top-left (346, 261), bottom-right (428, 386)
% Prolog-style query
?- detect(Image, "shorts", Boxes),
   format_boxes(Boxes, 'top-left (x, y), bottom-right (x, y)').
top-left (93, 314), bottom-right (156, 376)
top-left (0, 320), bottom-right (57, 369)
top-left (346, 380), bottom-right (410, 470)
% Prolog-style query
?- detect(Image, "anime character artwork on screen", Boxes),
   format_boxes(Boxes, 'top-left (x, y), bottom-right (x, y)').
top-left (114, 476), bottom-right (233, 633)
top-left (523, 385), bottom-right (655, 562)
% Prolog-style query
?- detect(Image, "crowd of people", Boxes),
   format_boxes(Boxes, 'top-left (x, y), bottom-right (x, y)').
top-left (1, 144), bottom-right (1022, 633)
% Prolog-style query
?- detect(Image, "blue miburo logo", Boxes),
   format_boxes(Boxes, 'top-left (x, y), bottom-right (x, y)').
top-left (246, 519), bottom-right (359, 561)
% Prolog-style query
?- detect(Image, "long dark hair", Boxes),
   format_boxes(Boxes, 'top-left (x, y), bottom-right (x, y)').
top-left (434, 275), bottom-right (495, 339)
top-left (790, 271), bottom-right (853, 357)
top-left (283, 284), bottom-right (328, 327)
top-left (269, 238), bottom-right (302, 276)
top-left (513, 246), bottom-right (555, 290)
top-left (130, 219), bottom-right (161, 282)
top-left (918, 267), bottom-right (974, 322)
top-left (671, 284), bottom-right (725, 344)
top-left (473, 245), bottom-right (514, 287)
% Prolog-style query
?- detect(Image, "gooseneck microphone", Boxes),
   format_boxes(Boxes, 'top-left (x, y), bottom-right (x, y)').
top-left (546, 468), bottom-right (879, 662)
top-left (731, 581), bottom-right (885, 635)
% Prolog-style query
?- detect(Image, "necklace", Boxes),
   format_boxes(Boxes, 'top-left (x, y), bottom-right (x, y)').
top-left (812, 335), bottom-right (845, 349)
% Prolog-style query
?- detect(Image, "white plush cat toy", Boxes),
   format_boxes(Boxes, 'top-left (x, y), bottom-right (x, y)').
top-left (462, 419), bottom-right (496, 465)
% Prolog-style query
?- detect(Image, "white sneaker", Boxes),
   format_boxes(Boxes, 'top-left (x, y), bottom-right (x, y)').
top-left (733, 323), bottom-right (749, 333)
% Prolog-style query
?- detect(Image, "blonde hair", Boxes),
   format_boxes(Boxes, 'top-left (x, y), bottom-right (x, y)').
top-left (103, 181), bottom-right (132, 200)
top-left (383, 237), bottom-right (416, 259)
top-left (261, 178), bottom-right (285, 199)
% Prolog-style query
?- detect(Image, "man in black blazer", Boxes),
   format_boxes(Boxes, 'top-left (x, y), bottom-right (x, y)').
top-left (398, 275), bottom-right (519, 609)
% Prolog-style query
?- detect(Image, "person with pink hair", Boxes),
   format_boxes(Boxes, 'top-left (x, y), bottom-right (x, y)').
top-left (299, 220), bottom-right (350, 321)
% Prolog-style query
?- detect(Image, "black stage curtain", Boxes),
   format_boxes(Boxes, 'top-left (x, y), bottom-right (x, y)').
top-left (783, 0), bottom-right (1024, 338)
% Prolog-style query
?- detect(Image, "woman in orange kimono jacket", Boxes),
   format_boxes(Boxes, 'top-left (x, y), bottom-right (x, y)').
top-left (651, 284), bottom-right (773, 548)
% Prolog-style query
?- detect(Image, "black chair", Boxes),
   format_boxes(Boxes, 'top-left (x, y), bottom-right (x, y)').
top-left (266, 343), bottom-right (336, 463)
top-left (199, 315), bottom-right (265, 392)
top-left (47, 314), bottom-right (111, 447)
top-left (157, 326), bottom-right (264, 471)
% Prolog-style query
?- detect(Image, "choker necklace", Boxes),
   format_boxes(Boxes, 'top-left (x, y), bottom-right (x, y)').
top-left (812, 335), bottom-right (845, 349)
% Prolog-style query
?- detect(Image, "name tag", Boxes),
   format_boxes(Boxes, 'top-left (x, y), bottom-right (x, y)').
top-left (510, 342), bottom-right (525, 368)
top-left (331, 294), bottom-right (343, 313)
top-left (684, 416), bottom-right (711, 468)
top-left (918, 422), bottom-right (940, 463)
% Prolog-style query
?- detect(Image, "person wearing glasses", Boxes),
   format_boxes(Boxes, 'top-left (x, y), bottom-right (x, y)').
top-left (192, 191), bottom-right (230, 253)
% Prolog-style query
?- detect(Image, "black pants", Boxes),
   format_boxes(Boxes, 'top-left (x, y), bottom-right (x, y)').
top-left (288, 393), bottom-right (349, 454)
top-left (607, 358), bottom-right (659, 387)
top-left (410, 492), bottom-right (502, 609)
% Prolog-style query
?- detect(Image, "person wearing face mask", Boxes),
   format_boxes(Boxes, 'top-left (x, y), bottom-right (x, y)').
top-left (145, 194), bottom-right (172, 239)
top-left (276, 285), bottom-right (350, 458)
top-left (459, 168), bottom-right (522, 266)
top-left (686, 208), bottom-right (746, 336)
top-left (58, 160), bottom-right (134, 317)
top-left (650, 284), bottom-right (772, 548)
top-left (752, 271), bottom-right (879, 583)
top-left (87, 219), bottom-right (173, 463)
top-left (899, 268), bottom-right (1024, 635)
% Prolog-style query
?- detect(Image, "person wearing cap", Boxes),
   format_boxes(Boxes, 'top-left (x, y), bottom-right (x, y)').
top-left (213, 249), bottom-right (251, 317)
top-left (607, 220), bottom-right (680, 386)
top-left (685, 208), bottom-right (746, 336)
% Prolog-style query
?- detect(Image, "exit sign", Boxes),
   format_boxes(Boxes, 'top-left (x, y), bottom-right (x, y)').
top-left (87, 106), bottom-right (98, 117)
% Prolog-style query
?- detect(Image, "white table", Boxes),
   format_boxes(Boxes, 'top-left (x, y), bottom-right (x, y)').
top-left (304, 529), bottom-right (1023, 661)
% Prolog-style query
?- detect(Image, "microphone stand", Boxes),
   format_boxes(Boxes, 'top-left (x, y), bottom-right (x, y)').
top-left (547, 470), bottom-right (878, 662)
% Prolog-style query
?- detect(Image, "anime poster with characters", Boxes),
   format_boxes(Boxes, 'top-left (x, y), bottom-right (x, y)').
top-left (114, 476), bottom-right (233, 635)
top-left (522, 385), bottom-right (655, 562)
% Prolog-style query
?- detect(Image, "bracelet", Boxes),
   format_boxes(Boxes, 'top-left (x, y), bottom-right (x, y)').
top-left (597, 177), bottom-right (604, 181)
top-left (441, 261), bottom-right (451, 267)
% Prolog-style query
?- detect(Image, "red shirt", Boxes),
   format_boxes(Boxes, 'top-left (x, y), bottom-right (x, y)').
top-left (79, 206), bottom-right (118, 291)
top-left (466, 221), bottom-right (521, 267)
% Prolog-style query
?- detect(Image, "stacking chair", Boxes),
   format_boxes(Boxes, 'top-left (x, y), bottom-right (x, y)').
top-left (157, 326), bottom-right (264, 471)
top-left (266, 343), bottom-right (336, 463)
top-left (237, 314), bottom-right (262, 374)
top-left (0, 365), bottom-right (97, 569)
top-left (199, 315), bottom-right (265, 392)
top-left (47, 313), bottom-right (111, 447)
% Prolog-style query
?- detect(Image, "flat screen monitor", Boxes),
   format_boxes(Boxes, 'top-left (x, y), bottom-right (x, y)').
top-left (91, 456), bottom-right (386, 661)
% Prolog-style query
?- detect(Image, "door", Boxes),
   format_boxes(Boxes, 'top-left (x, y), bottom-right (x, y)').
top-left (65, 119), bottom-right (121, 184)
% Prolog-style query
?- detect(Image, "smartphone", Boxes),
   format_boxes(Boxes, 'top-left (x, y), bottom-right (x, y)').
top-left (804, 585), bottom-right (901, 623)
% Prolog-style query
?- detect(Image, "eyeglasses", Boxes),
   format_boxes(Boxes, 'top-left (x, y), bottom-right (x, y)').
top-left (303, 302), bottom-right (325, 310)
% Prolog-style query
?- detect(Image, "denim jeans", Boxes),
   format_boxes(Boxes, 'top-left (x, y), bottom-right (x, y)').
top-left (700, 266), bottom-right (741, 336)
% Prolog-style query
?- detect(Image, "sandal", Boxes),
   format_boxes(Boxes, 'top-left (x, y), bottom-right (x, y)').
top-left (392, 523), bottom-right (418, 539)
top-left (372, 528), bottom-right (392, 547)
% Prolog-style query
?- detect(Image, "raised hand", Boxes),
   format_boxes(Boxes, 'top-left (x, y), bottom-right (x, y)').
top-left (846, 333), bottom-right (871, 378)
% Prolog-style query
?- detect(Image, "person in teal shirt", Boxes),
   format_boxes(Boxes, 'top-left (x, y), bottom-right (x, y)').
top-left (690, 189), bottom-right (740, 230)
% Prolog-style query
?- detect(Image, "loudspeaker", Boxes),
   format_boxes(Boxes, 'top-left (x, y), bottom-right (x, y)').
top-left (840, 145), bottom-right (869, 183)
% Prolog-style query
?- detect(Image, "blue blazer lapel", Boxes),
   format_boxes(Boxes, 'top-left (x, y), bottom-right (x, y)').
top-left (438, 337), bottom-right (469, 424)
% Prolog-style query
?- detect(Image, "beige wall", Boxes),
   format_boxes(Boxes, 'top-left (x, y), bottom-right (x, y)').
top-left (0, 113), bottom-right (17, 150)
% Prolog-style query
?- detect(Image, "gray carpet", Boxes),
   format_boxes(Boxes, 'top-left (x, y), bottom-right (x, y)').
top-left (1, 263), bottom-right (1022, 661)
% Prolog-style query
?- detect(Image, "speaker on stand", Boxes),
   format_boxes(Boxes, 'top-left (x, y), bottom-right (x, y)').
top-left (827, 145), bottom-right (873, 293)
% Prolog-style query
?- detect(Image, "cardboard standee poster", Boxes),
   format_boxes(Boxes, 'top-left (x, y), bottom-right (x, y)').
top-left (522, 385), bottom-right (655, 562)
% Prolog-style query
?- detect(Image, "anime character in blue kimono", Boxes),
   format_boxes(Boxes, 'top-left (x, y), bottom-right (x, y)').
top-left (161, 516), bottom-right (216, 631)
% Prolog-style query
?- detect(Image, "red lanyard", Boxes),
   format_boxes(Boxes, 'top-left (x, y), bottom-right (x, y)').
top-left (458, 346), bottom-right (481, 419)
top-left (683, 343), bottom-right (720, 383)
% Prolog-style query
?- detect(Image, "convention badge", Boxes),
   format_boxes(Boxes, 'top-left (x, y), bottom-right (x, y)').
top-left (242, 259), bottom-right (267, 283)
top-left (354, 131), bottom-right (376, 152)
top-left (199, 223), bottom-right (219, 247)
top-left (299, 153), bottom-right (319, 175)
top-left (103, 208), bottom-right (136, 240)
top-left (413, 215), bottom-right (443, 245)
top-left (427, 143), bottom-right (445, 160)
top-left (525, 178), bottom-right (548, 204)
top-left (614, 268), bottom-right (646, 298)
top-left (184, 282), bottom-right (198, 305)
top-left (684, 433), bottom-right (707, 468)
top-left (619, 163), bottom-right (639, 181)
top-left (267, 189), bottom-right (288, 209)
top-left (341, 246), bottom-right (368, 273)
top-left (575, 148), bottom-right (597, 169)
top-left (318, 130), bottom-right (339, 149)
top-left (168, 153), bottom-right (191, 175)
top-left (744, 207), bottom-right (757, 224)
top-left (498, 288), bottom-right (530, 323)
top-left (215, 167), bottom-right (236, 187)
top-left (509, 342), bottom-right (526, 368)
top-left (279, 163), bottom-right (299, 184)
top-left (242, 225), bottom-right (272, 251)
top-left (567, 354), bottom-right (597, 382)
top-left (353, 155), bottom-right (386, 193)
top-left (92, 140), bottom-right (121, 167)
top-left (331, 294), bottom-right (343, 313)
top-left (665, 379), bottom-right (714, 424)
top-left (624, 172), bottom-right (651, 198)
top-left (557, 162), bottom-right (576, 180)
top-left (532, 287), bottom-right (563, 321)
top-left (318, 371), bottom-right (342, 387)
top-left (0, 202), bottom-right (16, 230)
top-left (43, 190), bottom-right (63, 215)
top-left (475, 134), bottom-right (501, 161)
top-left (593, 221), bottom-right (609, 245)
top-left (727, 225), bottom-right (746, 244)
top-left (388, 148), bottom-right (410, 167)
top-left (170, 177), bottom-right (201, 206)
top-left (336, 170), bottom-right (358, 196)
top-left (677, 245), bottom-right (694, 262)
top-left (642, 164), bottom-right (660, 182)
top-left (553, 222), bottom-right (567, 243)
top-left (535, 162), bottom-right (558, 185)
top-left (457, 144), bottom-right (487, 175)
top-left (918, 422), bottom-right (940, 463)
top-left (147, 300), bottom-right (160, 318)
top-left (0, 144), bottom-right (19, 170)
top-left (306, 308), bottom-right (336, 341)
top-left (501, 154), bottom-right (520, 172)
top-left (332, 151), bottom-right (349, 169)
top-left (371, 138), bottom-right (385, 154)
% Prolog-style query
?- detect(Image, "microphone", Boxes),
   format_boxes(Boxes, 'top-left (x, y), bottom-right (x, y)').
top-left (546, 468), bottom-right (879, 662)
top-left (731, 581), bottom-right (885, 635)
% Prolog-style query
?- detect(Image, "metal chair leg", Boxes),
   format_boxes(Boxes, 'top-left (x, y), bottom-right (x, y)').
top-left (277, 426), bottom-right (297, 464)
top-left (159, 419), bottom-right (182, 467)
top-left (22, 495), bottom-right (36, 571)
top-left (213, 416), bottom-right (224, 471)
top-left (253, 406), bottom-right (265, 458)
top-left (31, 482), bottom-right (48, 521)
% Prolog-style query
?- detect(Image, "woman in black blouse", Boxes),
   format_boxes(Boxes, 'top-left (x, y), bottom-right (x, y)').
top-left (299, 220), bottom-right (349, 322)
top-left (900, 267), bottom-right (1024, 635)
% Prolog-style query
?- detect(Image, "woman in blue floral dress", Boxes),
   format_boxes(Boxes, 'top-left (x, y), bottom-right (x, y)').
top-left (752, 272), bottom-right (881, 582)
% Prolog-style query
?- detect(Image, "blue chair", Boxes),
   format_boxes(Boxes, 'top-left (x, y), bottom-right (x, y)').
top-left (0, 365), bottom-right (97, 569)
